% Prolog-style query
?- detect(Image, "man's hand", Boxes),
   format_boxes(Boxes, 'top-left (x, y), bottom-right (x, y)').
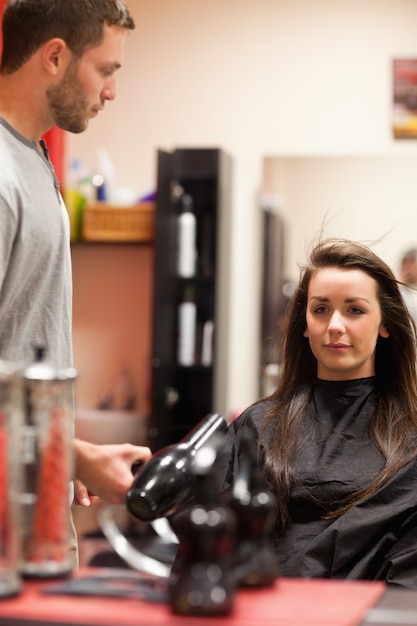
top-left (73, 439), bottom-right (152, 507)
top-left (72, 479), bottom-right (100, 507)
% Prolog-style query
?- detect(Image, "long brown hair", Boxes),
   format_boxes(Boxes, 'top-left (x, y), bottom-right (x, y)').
top-left (262, 238), bottom-right (417, 531)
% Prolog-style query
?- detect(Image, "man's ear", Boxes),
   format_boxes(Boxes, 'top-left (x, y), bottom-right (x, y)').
top-left (42, 38), bottom-right (69, 77)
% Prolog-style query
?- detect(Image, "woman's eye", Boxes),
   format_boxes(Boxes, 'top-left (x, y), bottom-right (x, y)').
top-left (348, 306), bottom-right (365, 315)
top-left (313, 306), bottom-right (328, 314)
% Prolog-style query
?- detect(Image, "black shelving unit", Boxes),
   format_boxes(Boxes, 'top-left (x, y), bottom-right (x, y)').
top-left (149, 148), bottom-right (232, 451)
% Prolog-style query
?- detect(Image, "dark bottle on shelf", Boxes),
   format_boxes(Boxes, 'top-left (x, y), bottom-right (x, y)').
top-left (169, 445), bottom-right (237, 616)
top-left (126, 412), bottom-right (227, 522)
top-left (230, 430), bottom-right (279, 587)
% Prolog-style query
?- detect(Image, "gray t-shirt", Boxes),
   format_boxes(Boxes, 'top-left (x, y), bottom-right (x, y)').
top-left (0, 118), bottom-right (77, 566)
top-left (0, 117), bottom-right (73, 366)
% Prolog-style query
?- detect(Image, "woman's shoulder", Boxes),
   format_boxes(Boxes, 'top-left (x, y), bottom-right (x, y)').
top-left (229, 397), bottom-right (276, 434)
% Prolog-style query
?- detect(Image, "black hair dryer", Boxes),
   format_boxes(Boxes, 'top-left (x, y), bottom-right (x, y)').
top-left (126, 412), bottom-right (227, 522)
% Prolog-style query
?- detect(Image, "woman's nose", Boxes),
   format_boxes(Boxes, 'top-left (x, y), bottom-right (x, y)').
top-left (328, 311), bottom-right (345, 333)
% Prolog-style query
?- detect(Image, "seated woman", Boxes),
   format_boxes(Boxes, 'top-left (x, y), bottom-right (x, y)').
top-left (216, 237), bottom-right (417, 588)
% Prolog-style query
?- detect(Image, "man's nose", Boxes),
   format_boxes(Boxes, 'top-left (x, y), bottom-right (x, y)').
top-left (102, 77), bottom-right (116, 101)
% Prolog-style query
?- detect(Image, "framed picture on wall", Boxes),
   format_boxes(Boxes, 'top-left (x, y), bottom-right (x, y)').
top-left (393, 59), bottom-right (417, 138)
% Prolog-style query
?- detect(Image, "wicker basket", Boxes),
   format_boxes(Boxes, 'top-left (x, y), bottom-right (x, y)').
top-left (82, 201), bottom-right (155, 243)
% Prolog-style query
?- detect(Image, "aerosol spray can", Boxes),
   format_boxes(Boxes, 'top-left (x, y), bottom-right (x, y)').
top-left (0, 359), bottom-right (22, 597)
top-left (18, 348), bottom-right (76, 578)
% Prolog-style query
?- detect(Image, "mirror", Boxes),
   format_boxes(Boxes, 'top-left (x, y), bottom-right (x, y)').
top-left (262, 154), bottom-right (417, 281)
top-left (259, 154), bottom-right (417, 392)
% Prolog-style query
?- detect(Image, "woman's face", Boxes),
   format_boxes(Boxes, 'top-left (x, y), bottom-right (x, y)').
top-left (303, 266), bottom-right (389, 381)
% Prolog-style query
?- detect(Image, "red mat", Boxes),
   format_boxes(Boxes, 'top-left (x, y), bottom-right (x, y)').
top-left (0, 569), bottom-right (385, 626)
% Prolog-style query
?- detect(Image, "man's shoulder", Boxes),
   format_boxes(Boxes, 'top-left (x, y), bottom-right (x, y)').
top-left (0, 121), bottom-right (23, 164)
top-left (0, 118), bottom-right (34, 155)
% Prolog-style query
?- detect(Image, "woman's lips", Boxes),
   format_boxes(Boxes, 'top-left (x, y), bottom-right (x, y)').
top-left (325, 343), bottom-right (350, 352)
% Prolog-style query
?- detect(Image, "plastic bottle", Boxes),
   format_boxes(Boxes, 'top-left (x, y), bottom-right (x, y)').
top-left (201, 320), bottom-right (214, 367)
top-left (64, 159), bottom-right (87, 241)
top-left (177, 194), bottom-right (197, 278)
top-left (94, 148), bottom-right (116, 203)
top-left (177, 288), bottom-right (197, 366)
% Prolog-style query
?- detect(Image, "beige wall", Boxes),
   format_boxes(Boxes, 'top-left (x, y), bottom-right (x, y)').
top-left (72, 244), bottom-right (153, 412)
top-left (68, 0), bottom-right (417, 418)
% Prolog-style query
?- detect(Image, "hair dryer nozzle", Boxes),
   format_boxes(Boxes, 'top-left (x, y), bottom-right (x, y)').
top-left (126, 413), bottom-right (227, 521)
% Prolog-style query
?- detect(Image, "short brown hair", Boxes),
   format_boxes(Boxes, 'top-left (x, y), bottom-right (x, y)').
top-left (1, 0), bottom-right (135, 74)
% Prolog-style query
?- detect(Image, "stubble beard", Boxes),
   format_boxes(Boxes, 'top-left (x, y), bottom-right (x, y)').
top-left (46, 58), bottom-right (90, 134)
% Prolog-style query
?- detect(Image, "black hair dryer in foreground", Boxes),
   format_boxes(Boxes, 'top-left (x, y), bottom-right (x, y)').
top-left (126, 412), bottom-right (227, 522)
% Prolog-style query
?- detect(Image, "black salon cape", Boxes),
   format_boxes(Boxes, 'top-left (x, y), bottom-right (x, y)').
top-left (214, 378), bottom-right (417, 588)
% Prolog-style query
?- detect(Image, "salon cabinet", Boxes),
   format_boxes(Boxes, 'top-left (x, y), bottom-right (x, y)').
top-left (149, 148), bottom-right (232, 450)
